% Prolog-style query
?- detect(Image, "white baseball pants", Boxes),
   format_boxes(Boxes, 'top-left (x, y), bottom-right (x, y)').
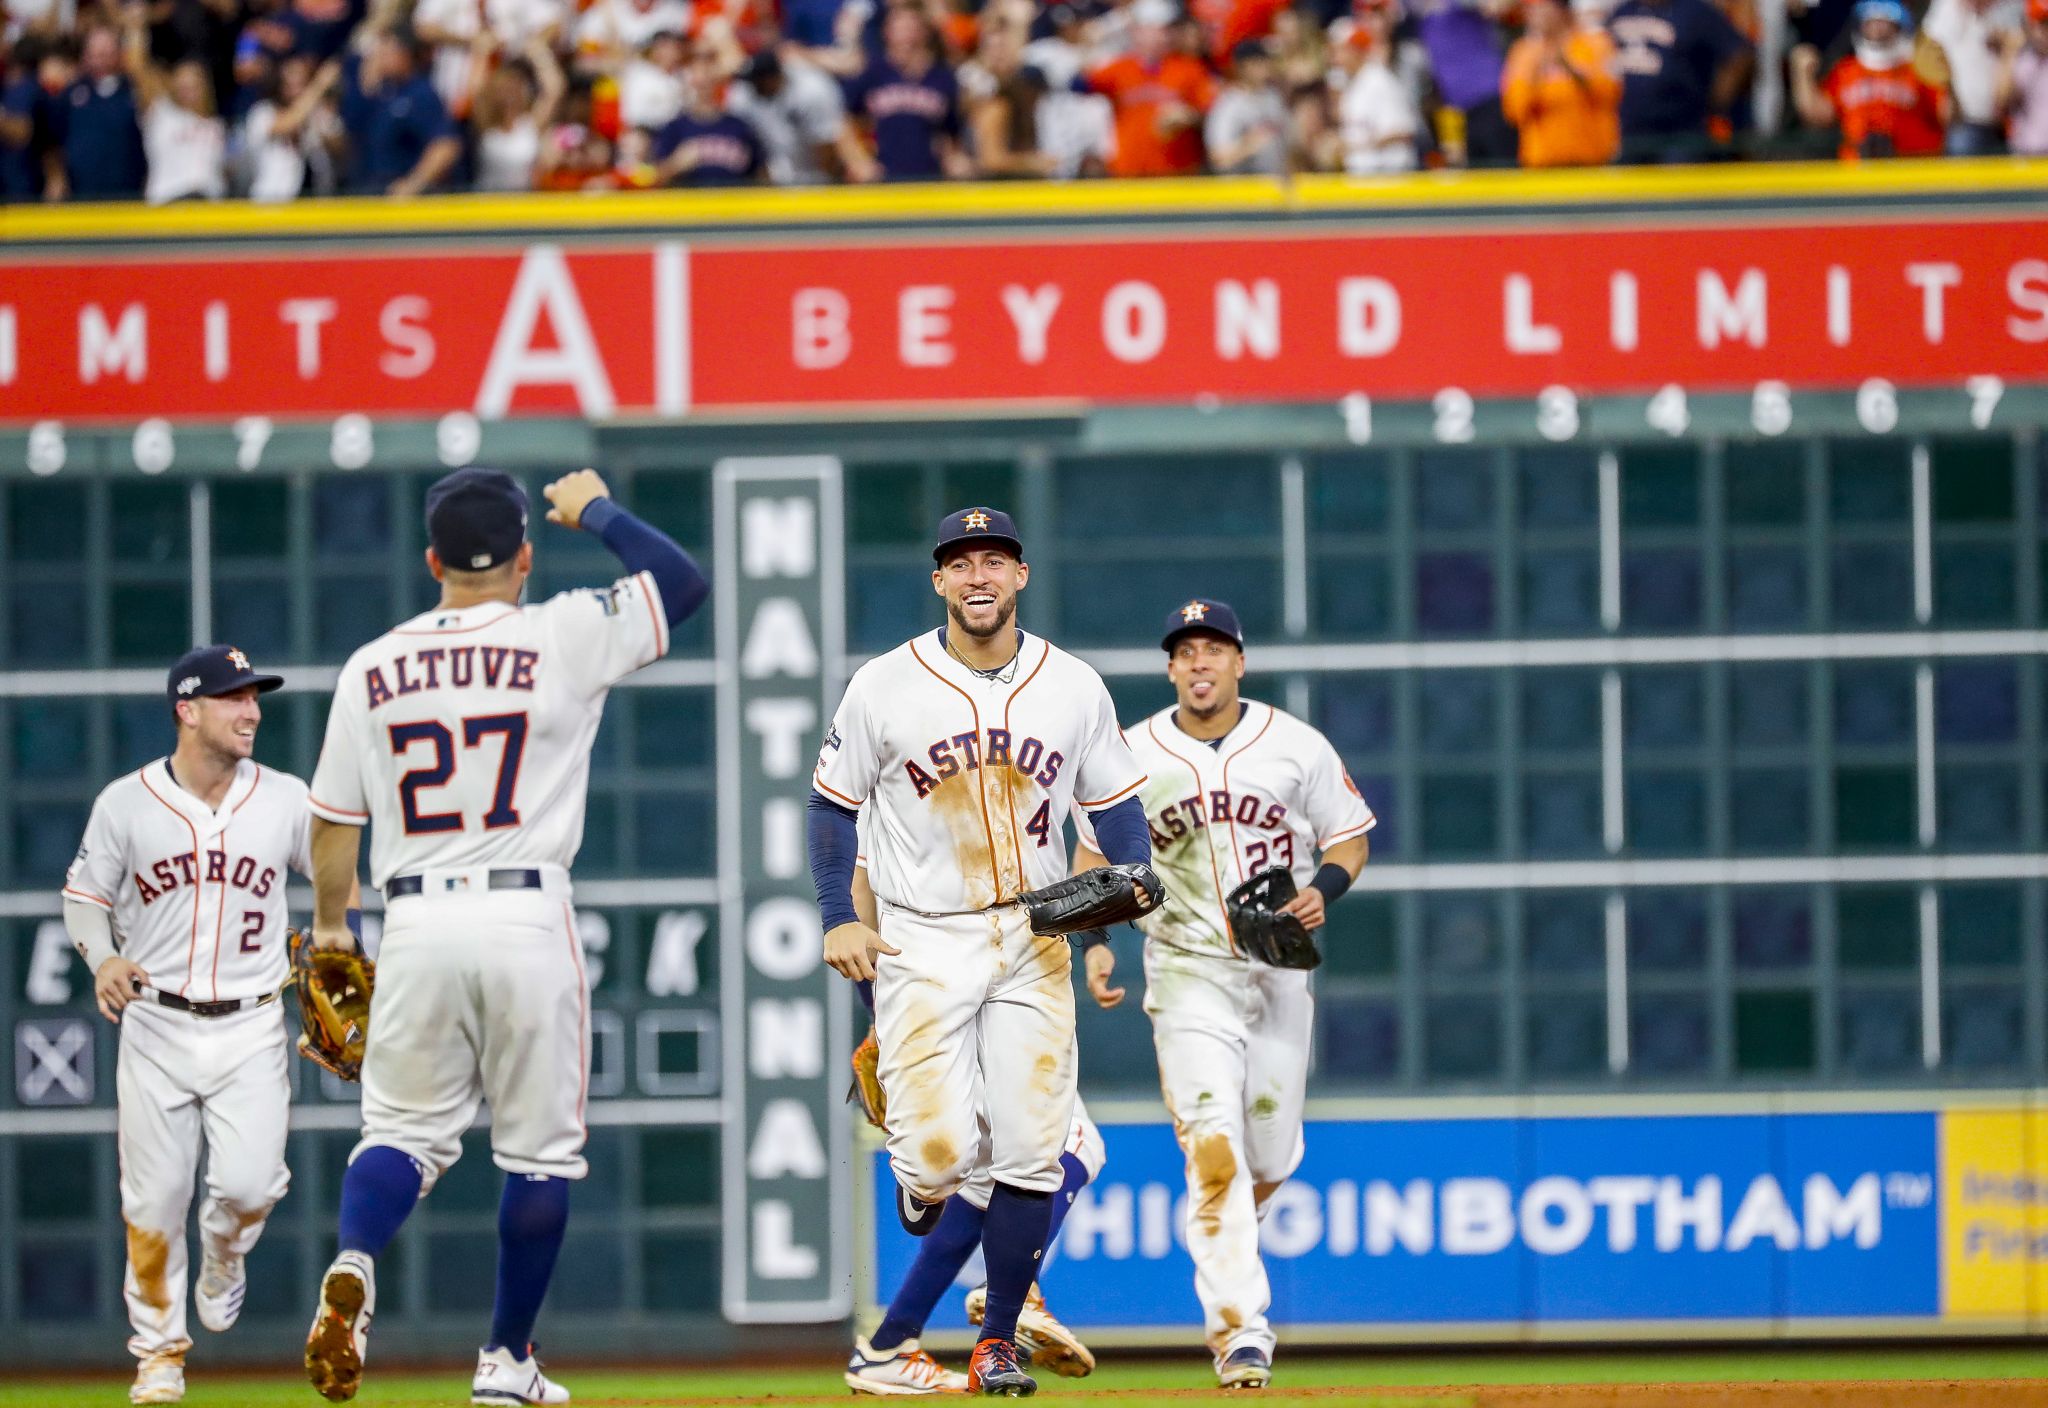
top-left (116, 998), bottom-right (291, 1359)
top-left (1143, 941), bottom-right (1311, 1362)
top-left (874, 902), bottom-right (1077, 1202)
top-left (354, 885), bottom-right (590, 1186)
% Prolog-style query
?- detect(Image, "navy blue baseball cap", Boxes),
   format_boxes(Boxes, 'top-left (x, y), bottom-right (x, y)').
top-left (425, 468), bottom-right (529, 571)
top-left (167, 645), bottom-right (284, 703)
top-left (1162, 598), bottom-right (1245, 652)
top-left (933, 506), bottom-right (1024, 564)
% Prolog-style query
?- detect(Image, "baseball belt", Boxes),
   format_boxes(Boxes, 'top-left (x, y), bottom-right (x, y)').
top-left (148, 989), bottom-right (279, 1019)
top-left (385, 868), bottom-right (544, 899)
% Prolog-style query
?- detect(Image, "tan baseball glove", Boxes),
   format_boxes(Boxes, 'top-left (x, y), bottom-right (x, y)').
top-left (288, 928), bottom-right (375, 1082)
top-left (847, 1026), bottom-right (885, 1128)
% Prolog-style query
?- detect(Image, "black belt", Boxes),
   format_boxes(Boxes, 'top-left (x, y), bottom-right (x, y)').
top-left (152, 990), bottom-right (277, 1018)
top-left (386, 868), bottom-right (544, 899)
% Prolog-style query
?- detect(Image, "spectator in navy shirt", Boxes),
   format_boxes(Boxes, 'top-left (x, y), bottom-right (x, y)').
top-left (0, 37), bottom-right (64, 201)
top-left (841, 5), bottom-right (971, 180)
top-left (337, 13), bottom-right (460, 194)
top-left (1608, 0), bottom-right (1752, 161)
top-left (652, 45), bottom-right (767, 184)
top-left (43, 23), bottom-right (147, 200)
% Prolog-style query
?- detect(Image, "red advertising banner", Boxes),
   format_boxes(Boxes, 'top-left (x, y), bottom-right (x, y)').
top-left (2, 215), bottom-right (2043, 424)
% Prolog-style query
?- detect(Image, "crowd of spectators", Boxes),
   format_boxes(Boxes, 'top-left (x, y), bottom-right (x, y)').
top-left (2, 0), bottom-right (2043, 201)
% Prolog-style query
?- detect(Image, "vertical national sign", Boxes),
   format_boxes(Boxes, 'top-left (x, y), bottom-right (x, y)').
top-left (716, 456), bottom-right (851, 1322)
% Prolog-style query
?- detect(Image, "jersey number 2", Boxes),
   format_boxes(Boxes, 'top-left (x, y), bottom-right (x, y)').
top-left (389, 714), bottom-right (528, 834)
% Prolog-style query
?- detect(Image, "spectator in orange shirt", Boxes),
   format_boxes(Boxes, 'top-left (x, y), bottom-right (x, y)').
top-left (1500, 0), bottom-right (1621, 163)
top-left (1088, 0), bottom-right (1217, 175)
top-left (1790, 0), bottom-right (1947, 157)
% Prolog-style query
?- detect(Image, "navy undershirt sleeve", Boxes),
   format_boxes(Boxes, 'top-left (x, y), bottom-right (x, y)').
top-left (1085, 795), bottom-right (1151, 868)
top-left (581, 497), bottom-right (708, 629)
top-left (807, 790), bottom-right (861, 932)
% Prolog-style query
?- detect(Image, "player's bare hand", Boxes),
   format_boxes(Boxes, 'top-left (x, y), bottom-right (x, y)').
top-left (1084, 944), bottom-right (1125, 1008)
top-left (543, 469), bottom-right (611, 530)
top-left (1278, 887), bottom-right (1326, 932)
top-left (824, 921), bottom-right (898, 983)
top-left (312, 924), bottom-right (358, 953)
top-left (94, 957), bottom-right (148, 1023)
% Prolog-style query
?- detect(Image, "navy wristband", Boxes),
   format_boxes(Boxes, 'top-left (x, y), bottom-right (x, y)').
top-left (1076, 927), bottom-right (1112, 950)
top-left (1309, 863), bottom-right (1352, 906)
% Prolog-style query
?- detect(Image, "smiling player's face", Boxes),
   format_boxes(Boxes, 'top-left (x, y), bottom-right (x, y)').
top-left (932, 548), bottom-right (1028, 640)
top-left (182, 686), bottom-right (262, 762)
top-left (1168, 634), bottom-right (1245, 719)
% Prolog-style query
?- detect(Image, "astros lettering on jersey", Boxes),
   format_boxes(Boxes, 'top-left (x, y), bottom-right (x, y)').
top-left (1075, 699), bottom-right (1373, 956)
top-left (66, 761), bottom-right (313, 1003)
top-left (814, 629), bottom-right (1146, 916)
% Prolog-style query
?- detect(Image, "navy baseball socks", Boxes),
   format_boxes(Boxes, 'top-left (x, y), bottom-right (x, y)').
top-left (873, 1149), bottom-right (1091, 1353)
top-left (871, 1198), bottom-right (988, 1352)
top-left (978, 1181), bottom-right (1053, 1344)
top-left (336, 1145), bottom-right (423, 1257)
top-left (487, 1174), bottom-right (570, 1354)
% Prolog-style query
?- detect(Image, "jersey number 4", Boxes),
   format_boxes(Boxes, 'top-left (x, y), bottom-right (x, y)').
top-left (389, 714), bottom-right (528, 835)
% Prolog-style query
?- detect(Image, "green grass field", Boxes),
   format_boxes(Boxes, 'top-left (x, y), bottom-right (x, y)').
top-left (7, 1347), bottom-right (2048, 1408)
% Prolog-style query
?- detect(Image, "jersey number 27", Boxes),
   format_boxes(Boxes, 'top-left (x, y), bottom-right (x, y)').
top-left (389, 714), bottom-right (528, 834)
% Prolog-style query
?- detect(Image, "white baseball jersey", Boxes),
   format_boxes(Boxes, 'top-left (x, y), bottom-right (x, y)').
top-left (308, 574), bottom-right (669, 887)
top-left (1074, 699), bottom-right (1374, 958)
top-left (815, 629), bottom-right (1145, 915)
top-left (64, 759), bottom-right (313, 1004)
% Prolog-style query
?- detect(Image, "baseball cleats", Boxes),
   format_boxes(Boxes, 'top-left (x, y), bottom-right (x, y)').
top-left (129, 1351), bottom-right (185, 1404)
top-left (968, 1338), bottom-right (1036, 1397)
top-left (1218, 1346), bottom-right (1272, 1390)
top-left (304, 1250), bottom-right (375, 1402)
top-left (472, 1344), bottom-right (570, 1405)
top-left (964, 1282), bottom-right (1094, 1378)
top-left (897, 1184), bottom-right (944, 1237)
top-left (193, 1248), bottom-right (246, 1332)
top-left (844, 1334), bottom-right (969, 1394)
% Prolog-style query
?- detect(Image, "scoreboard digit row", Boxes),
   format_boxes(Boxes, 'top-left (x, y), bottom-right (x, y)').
top-left (1338, 376), bottom-right (2014, 447)
top-left (0, 377), bottom-right (2035, 476)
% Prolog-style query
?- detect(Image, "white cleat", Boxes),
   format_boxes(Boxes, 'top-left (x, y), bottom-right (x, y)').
top-left (965, 1282), bottom-right (1095, 1378)
top-left (194, 1248), bottom-right (246, 1332)
top-left (304, 1250), bottom-right (376, 1402)
top-left (129, 1351), bottom-right (185, 1404)
top-left (472, 1344), bottom-right (571, 1405)
top-left (844, 1335), bottom-right (970, 1395)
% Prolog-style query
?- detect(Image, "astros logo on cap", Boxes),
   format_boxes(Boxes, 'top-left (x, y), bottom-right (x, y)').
top-left (963, 510), bottom-right (992, 531)
top-left (227, 649), bottom-right (251, 671)
top-left (1181, 602), bottom-right (1209, 623)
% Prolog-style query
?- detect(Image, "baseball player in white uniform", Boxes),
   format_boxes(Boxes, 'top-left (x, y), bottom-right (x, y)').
top-left (1074, 599), bottom-right (1373, 1390)
top-left (809, 507), bottom-right (1155, 1397)
top-left (300, 467), bottom-right (706, 1407)
top-left (844, 838), bottom-right (1103, 1395)
top-left (63, 645), bottom-right (354, 1407)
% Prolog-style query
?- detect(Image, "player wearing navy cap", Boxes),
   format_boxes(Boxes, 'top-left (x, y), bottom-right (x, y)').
top-left (303, 468), bottom-right (707, 1406)
top-left (810, 506), bottom-right (1151, 1397)
top-left (64, 645), bottom-right (359, 1406)
top-left (1071, 599), bottom-right (1375, 1389)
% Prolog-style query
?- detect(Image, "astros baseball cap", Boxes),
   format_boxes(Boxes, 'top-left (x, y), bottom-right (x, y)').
top-left (1161, 598), bottom-right (1245, 652)
top-left (425, 467), bottom-right (529, 571)
top-left (166, 644), bottom-right (284, 703)
top-left (933, 506), bottom-right (1024, 564)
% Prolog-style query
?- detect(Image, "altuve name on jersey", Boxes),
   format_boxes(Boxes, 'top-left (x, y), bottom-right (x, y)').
top-left (363, 646), bottom-right (540, 708)
top-left (904, 729), bottom-right (1065, 798)
top-left (1151, 788), bottom-right (1289, 849)
top-left (135, 848), bottom-right (281, 905)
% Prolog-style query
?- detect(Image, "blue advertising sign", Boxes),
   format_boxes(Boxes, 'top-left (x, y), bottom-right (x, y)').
top-left (865, 1111), bottom-right (1940, 1329)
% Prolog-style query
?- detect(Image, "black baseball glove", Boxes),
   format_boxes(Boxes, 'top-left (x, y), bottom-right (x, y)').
top-left (1020, 863), bottom-right (1166, 937)
top-left (1227, 867), bottom-right (1320, 970)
